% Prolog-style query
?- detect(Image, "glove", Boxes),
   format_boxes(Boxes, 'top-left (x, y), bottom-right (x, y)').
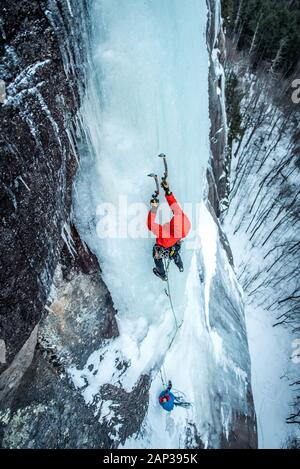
top-left (161, 179), bottom-right (169, 190)
top-left (151, 198), bottom-right (159, 209)
top-left (161, 180), bottom-right (172, 196)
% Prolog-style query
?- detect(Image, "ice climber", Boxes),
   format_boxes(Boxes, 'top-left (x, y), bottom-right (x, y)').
top-left (147, 179), bottom-right (191, 281)
top-left (159, 381), bottom-right (177, 412)
top-left (158, 381), bottom-right (190, 412)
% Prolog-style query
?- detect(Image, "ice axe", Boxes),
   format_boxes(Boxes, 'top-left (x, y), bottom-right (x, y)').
top-left (158, 153), bottom-right (168, 182)
top-left (148, 173), bottom-right (160, 201)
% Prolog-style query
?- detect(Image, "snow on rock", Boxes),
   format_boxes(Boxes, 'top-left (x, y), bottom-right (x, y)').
top-left (224, 71), bottom-right (300, 448)
top-left (206, 0), bottom-right (229, 218)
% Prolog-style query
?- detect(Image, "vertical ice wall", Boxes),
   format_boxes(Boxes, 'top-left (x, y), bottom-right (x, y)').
top-left (72, 0), bottom-right (256, 448)
top-left (74, 0), bottom-right (210, 375)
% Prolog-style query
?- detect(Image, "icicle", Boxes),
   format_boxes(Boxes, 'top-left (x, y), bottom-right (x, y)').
top-left (61, 222), bottom-right (77, 258)
top-left (16, 176), bottom-right (30, 192)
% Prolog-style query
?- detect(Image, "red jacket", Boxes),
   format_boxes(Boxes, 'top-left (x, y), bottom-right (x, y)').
top-left (147, 193), bottom-right (191, 249)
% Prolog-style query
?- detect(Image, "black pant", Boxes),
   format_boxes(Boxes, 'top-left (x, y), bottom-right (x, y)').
top-left (153, 243), bottom-right (183, 276)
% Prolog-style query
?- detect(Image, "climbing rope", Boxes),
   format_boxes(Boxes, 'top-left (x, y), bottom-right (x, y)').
top-left (159, 368), bottom-right (166, 387)
top-left (155, 258), bottom-right (185, 390)
top-left (163, 257), bottom-right (181, 331)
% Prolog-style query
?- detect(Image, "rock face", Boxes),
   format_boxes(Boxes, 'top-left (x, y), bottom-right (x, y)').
top-left (205, 1), bottom-right (257, 448)
top-left (0, 0), bottom-right (86, 371)
top-left (224, 59), bottom-right (300, 442)
top-left (206, 0), bottom-right (229, 218)
top-left (0, 234), bottom-right (150, 448)
top-left (206, 1), bottom-right (234, 264)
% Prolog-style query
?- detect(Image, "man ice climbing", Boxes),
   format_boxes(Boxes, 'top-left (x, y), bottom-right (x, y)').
top-left (147, 179), bottom-right (191, 281)
top-left (159, 381), bottom-right (190, 412)
top-left (159, 381), bottom-right (177, 412)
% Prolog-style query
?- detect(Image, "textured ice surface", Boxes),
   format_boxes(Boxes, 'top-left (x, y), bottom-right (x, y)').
top-left (72, 0), bottom-right (254, 448)
top-left (74, 0), bottom-right (210, 378)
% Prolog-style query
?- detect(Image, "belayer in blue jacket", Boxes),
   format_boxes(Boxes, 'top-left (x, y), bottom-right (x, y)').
top-left (158, 381), bottom-right (191, 412)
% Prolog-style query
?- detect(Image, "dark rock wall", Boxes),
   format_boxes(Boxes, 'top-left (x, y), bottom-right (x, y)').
top-left (0, 0), bottom-right (88, 370)
top-left (206, 0), bottom-right (228, 218)
top-left (205, 0), bottom-right (257, 448)
top-left (206, 0), bottom-right (234, 267)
